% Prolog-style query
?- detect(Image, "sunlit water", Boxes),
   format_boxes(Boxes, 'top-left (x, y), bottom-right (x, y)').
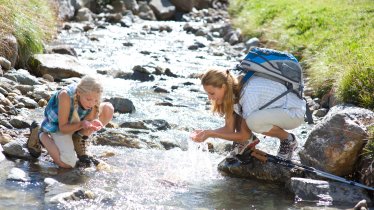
top-left (0, 20), bottom-right (349, 209)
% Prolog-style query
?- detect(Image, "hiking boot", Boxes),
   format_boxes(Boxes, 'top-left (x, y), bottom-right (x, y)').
top-left (72, 132), bottom-right (99, 167)
top-left (72, 132), bottom-right (89, 157)
top-left (277, 133), bottom-right (298, 160)
top-left (27, 121), bottom-right (41, 158)
top-left (226, 134), bottom-right (260, 160)
top-left (76, 155), bottom-right (100, 167)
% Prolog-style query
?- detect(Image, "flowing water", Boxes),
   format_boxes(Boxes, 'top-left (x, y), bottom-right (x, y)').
top-left (0, 19), bottom-right (349, 209)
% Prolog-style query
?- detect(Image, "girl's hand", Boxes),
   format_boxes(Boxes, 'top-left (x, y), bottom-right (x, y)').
top-left (81, 120), bottom-right (93, 129)
top-left (190, 130), bottom-right (208, 142)
top-left (91, 119), bottom-right (103, 131)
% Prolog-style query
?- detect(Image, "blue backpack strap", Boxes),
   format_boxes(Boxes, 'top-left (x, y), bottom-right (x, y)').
top-left (241, 70), bottom-right (255, 85)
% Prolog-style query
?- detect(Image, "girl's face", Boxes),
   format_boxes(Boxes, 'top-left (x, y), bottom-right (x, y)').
top-left (78, 92), bottom-right (100, 110)
top-left (203, 84), bottom-right (226, 105)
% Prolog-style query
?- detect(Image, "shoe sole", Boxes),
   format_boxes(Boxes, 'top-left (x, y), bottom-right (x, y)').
top-left (238, 139), bottom-right (260, 155)
top-left (27, 121), bottom-right (41, 158)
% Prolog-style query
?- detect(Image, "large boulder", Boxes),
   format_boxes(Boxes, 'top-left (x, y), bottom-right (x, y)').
top-left (149, 0), bottom-right (176, 20)
top-left (56, 0), bottom-right (79, 20)
top-left (0, 35), bottom-right (18, 68)
top-left (299, 105), bottom-right (374, 176)
top-left (28, 54), bottom-right (92, 80)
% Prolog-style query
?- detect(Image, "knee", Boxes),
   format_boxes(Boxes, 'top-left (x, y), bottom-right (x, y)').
top-left (245, 114), bottom-right (271, 133)
top-left (246, 120), bottom-right (264, 133)
top-left (100, 102), bottom-right (114, 118)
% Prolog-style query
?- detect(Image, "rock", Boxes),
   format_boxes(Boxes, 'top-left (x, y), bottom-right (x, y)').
top-left (0, 133), bottom-right (13, 144)
top-left (7, 168), bottom-right (30, 182)
top-left (289, 177), bottom-right (372, 206)
top-left (0, 35), bottom-right (18, 68)
top-left (299, 105), bottom-right (374, 176)
top-left (149, 0), bottom-right (176, 20)
top-left (0, 144), bottom-right (5, 162)
top-left (3, 140), bottom-right (32, 159)
top-left (28, 54), bottom-right (92, 80)
top-left (9, 117), bottom-right (30, 129)
top-left (106, 97), bottom-right (135, 114)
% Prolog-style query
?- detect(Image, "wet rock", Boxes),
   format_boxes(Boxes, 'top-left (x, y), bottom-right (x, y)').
top-left (154, 87), bottom-right (169, 93)
top-left (313, 108), bottom-right (328, 118)
top-left (289, 177), bottom-right (372, 206)
top-left (9, 117), bottom-right (30, 129)
top-left (44, 178), bottom-right (95, 205)
top-left (106, 97), bottom-right (135, 114)
top-left (120, 121), bottom-right (148, 129)
top-left (143, 119), bottom-right (171, 131)
top-left (7, 168), bottom-right (30, 182)
top-left (149, 0), bottom-right (176, 20)
top-left (45, 45), bottom-right (77, 57)
top-left (299, 105), bottom-right (374, 176)
top-left (2, 139), bottom-right (31, 159)
top-left (94, 130), bottom-right (147, 148)
top-left (160, 139), bottom-right (179, 150)
top-left (217, 155), bottom-right (300, 183)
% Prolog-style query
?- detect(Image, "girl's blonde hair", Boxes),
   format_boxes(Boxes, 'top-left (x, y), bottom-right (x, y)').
top-left (201, 69), bottom-right (243, 118)
top-left (71, 75), bottom-right (103, 123)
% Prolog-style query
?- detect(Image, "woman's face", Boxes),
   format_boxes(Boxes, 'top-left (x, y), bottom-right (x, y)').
top-left (203, 84), bottom-right (226, 105)
top-left (78, 92), bottom-right (100, 109)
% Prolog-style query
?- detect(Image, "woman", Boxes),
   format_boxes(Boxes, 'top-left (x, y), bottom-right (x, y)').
top-left (190, 69), bottom-right (306, 160)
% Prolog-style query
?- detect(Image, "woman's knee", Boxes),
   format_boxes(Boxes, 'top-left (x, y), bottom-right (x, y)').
top-left (245, 115), bottom-right (272, 133)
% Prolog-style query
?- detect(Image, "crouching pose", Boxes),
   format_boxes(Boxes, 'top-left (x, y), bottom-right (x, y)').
top-left (190, 69), bottom-right (306, 160)
top-left (27, 75), bottom-right (114, 168)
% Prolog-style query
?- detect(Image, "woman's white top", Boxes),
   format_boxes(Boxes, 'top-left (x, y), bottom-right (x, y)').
top-left (234, 76), bottom-right (306, 119)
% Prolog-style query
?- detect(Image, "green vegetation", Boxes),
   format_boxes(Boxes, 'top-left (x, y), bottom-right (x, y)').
top-left (228, 0), bottom-right (374, 109)
top-left (363, 126), bottom-right (374, 158)
top-left (0, 0), bottom-right (57, 66)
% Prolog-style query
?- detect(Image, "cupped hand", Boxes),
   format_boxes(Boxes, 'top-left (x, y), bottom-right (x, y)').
top-left (91, 119), bottom-right (103, 131)
top-left (81, 120), bottom-right (93, 129)
top-left (190, 130), bottom-right (208, 142)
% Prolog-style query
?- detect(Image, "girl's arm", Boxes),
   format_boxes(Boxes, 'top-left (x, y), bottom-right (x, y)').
top-left (57, 90), bottom-right (86, 134)
top-left (192, 113), bottom-right (252, 142)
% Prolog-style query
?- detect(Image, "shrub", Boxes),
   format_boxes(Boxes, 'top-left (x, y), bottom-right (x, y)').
top-left (0, 0), bottom-right (57, 67)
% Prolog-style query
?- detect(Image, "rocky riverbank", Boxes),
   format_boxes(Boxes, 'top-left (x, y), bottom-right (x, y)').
top-left (0, 0), bottom-right (373, 209)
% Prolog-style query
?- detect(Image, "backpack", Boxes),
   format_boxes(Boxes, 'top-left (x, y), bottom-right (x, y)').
top-left (237, 47), bottom-right (313, 124)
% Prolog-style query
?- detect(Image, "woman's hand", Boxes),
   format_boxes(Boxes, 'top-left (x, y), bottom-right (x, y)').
top-left (190, 130), bottom-right (210, 142)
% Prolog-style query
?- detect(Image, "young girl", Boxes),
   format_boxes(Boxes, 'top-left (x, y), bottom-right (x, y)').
top-left (27, 75), bottom-right (114, 168)
top-left (190, 69), bottom-right (306, 160)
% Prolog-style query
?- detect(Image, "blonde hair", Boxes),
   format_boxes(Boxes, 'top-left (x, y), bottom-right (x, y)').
top-left (71, 75), bottom-right (103, 123)
top-left (201, 69), bottom-right (242, 118)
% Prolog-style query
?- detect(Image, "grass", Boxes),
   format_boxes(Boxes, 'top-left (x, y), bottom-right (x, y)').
top-left (363, 126), bottom-right (374, 159)
top-left (0, 0), bottom-right (57, 67)
top-left (228, 0), bottom-right (374, 110)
